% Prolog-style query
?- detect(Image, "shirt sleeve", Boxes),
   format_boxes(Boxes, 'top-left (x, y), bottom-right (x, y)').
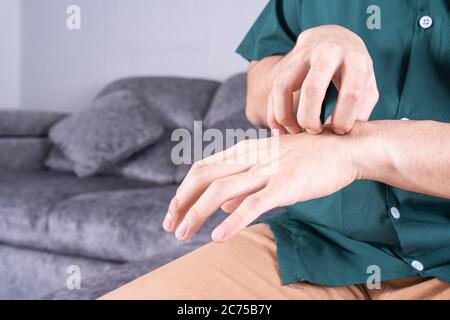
top-left (236, 0), bottom-right (301, 61)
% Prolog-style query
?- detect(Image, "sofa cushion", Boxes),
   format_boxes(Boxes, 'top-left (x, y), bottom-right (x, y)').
top-left (115, 130), bottom-right (177, 184)
top-left (0, 170), bottom-right (225, 261)
top-left (0, 170), bottom-right (153, 253)
top-left (44, 147), bottom-right (75, 173)
top-left (203, 73), bottom-right (248, 127)
top-left (45, 256), bottom-right (181, 300)
top-left (47, 132), bottom-right (178, 184)
top-left (0, 110), bottom-right (66, 137)
top-left (203, 72), bottom-right (255, 154)
top-left (0, 243), bottom-right (118, 300)
top-left (97, 77), bottom-right (220, 130)
top-left (0, 138), bottom-right (51, 172)
top-left (48, 90), bottom-right (164, 177)
top-left (44, 185), bottom-right (225, 261)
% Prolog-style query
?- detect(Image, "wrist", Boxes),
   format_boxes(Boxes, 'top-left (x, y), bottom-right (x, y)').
top-left (346, 121), bottom-right (396, 182)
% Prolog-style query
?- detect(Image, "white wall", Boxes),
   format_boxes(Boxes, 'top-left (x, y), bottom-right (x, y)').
top-left (18, 0), bottom-right (267, 112)
top-left (0, 0), bottom-right (21, 109)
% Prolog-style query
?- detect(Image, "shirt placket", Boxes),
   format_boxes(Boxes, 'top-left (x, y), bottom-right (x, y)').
top-left (385, 0), bottom-right (435, 277)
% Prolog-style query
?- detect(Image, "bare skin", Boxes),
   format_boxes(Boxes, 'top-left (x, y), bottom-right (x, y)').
top-left (161, 25), bottom-right (450, 243)
top-left (163, 120), bottom-right (450, 242)
top-left (246, 25), bottom-right (379, 135)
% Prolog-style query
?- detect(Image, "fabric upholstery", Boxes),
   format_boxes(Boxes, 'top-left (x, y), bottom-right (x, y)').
top-left (0, 110), bottom-right (66, 137)
top-left (0, 170), bottom-right (154, 255)
top-left (203, 73), bottom-right (248, 127)
top-left (45, 253), bottom-right (185, 300)
top-left (0, 138), bottom-right (51, 171)
top-left (97, 77), bottom-right (220, 130)
top-left (44, 185), bottom-right (222, 261)
top-left (0, 170), bottom-right (224, 261)
top-left (0, 73), bottom-right (254, 300)
top-left (48, 90), bottom-right (164, 177)
top-left (0, 243), bottom-right (118, 300)
top-left (116, 131), bottom-right (177, 184)
top-left (44, 147), bottom-right (75, 173)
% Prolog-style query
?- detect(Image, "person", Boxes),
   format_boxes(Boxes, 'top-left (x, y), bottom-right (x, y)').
top-left (101, 0), bottom-right (450, 299)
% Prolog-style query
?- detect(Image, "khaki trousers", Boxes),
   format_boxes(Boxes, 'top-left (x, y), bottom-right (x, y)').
top-left (101, 224), bottom-right (450, 300)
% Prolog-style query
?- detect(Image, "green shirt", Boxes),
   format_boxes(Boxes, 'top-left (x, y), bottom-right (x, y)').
top-left (237, 0), bottom-right (450, 286)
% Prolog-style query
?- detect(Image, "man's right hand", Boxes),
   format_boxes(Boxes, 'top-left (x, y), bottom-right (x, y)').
top-left (248, 25), bottom-right (379, 135)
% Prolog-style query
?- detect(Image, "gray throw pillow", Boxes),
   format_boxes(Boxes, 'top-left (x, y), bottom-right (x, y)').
top-left (97, 77), bottom-right (220, 131)
top-left (45, 147), bottom-right (75, 173)
top-left (48, 90), bottom-right (164, 177)
top-left (116, 131), bottom-right (177, 184)
top-left (203, 73), bottom-right (247, 127)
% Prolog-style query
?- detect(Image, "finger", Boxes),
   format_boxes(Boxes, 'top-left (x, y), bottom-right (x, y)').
top-left (272, 56), bottom-right (308, 133)
top-left (175, 171), bottom-right (267, 241)
top-left (331, 55), bottom-right (370, 134)
top-left (297, 55), bottom-right (339, 134)
top-left (211, 187), bottom-right (278, 242)
top-left (267, 91), bottom-right (287, 135)
top-left (356, 70), bottom-right (379, 121)
top-left (164, 162), bottom-right (251, 232)
top-left (221, 194), bottom-right (247, 213)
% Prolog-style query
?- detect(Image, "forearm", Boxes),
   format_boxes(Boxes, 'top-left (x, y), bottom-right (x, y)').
top-left (351, 120), bottom-right (450, 199)
top-left (246, 55), bottom-right (285, 127)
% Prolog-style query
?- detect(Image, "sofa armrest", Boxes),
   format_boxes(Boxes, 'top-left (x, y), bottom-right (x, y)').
top-left (0, 138), bottom-right (51, 171)
top-left (0, 110), bottom-right (66, 137)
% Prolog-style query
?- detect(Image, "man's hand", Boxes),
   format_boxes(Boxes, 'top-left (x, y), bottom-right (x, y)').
top-left (163, 120), bottom-right (450, 243)
top-left (248, 25), bottom-right (379, 135)
top-left (162, 128), bottom-right (359, 242)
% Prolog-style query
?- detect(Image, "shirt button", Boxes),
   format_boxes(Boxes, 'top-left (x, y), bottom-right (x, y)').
top-left (390, 207), bottom-right (401, 219)
top-left (400, 117), bottom-right (410, 121)
top-left (419, 16), bottom-right (433, 29)
top-left (411, 260), bottom-right (424, 271)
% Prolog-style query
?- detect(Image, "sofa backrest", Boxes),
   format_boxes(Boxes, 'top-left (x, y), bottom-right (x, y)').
top-left (43, 72), bottom-right (253, 183)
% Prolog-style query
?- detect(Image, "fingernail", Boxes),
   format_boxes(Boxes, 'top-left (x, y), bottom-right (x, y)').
top-left (175, 220), bottom-right (188, 240)
top-left (305, 128), bottom-right (321, 135)
top-left (325, 116), bottom-right (332, 125)
top-left (333, 128), bottom-right (347, 135)
top-left (286, 126), bottom-right (300, 134)
top-left (211, 225), bottom-right (227, 242)
top-left (163, 212), bottom-right (173, 231)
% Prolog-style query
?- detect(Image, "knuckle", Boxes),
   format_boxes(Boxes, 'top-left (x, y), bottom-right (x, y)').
top-left (209, 180), bottom-right (226, 194)
top-left (370, 87), bottom-right (380, 103)
top-left (301, 82), bottom-right (322, 98)
top-left (191, 159), bottom-right (207, 171)
top-left (333, 120), bottom-right (353, 133)
top-left (232, 211), bottom-right (245, 227)
top-left (298, 117), bottom-right (320, 130)
top-left (340, 89), bottom-right (362, 102)
top-left (312, 57), bottom-right (335, 71)
top-left (244, 194), bottom-right (262, 209)
top-left (187, 205), bottom-right (204, 222)
top-left (344, 51), bottom-right (370, 72)
top-left (316, 41), bottom-right (341, 55)
top-left (296, 29), bottom-right (311, 43)
top-left (169, 196), bottom-right (181, 213)
top-left (188, 169), bottom-right (206, 184)
top-left (282, 60), bottom-right (298, 73)
top-left (272, 77), bottom-right (290, 94)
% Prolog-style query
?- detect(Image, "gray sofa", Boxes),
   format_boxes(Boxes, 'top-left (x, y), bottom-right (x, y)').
top-left (0, 72), bottom-right (281, 300)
